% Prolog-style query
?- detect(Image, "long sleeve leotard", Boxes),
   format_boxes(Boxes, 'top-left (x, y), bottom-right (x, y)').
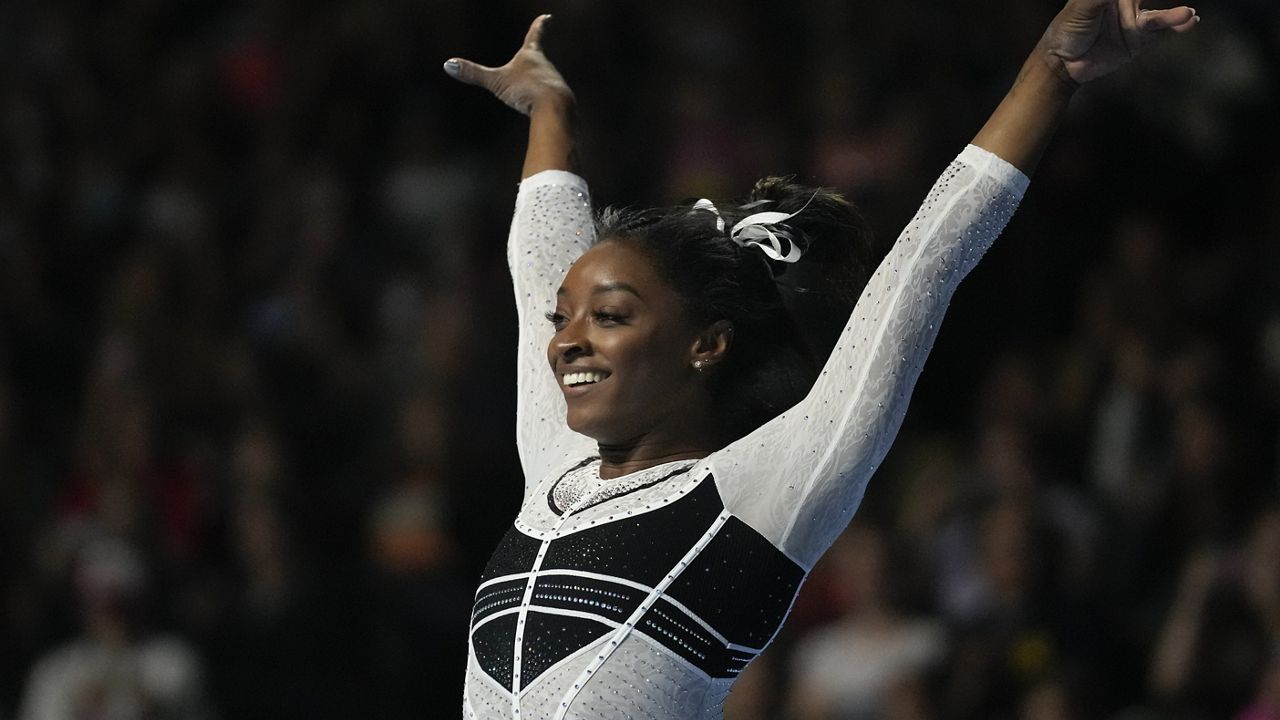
top-left (464, 145), bottom-right (1029, 720)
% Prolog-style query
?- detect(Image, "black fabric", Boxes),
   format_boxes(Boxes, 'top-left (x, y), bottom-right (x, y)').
top-left (665, 514), bottom-right (805, 648)
top-left (479, 525), bottom-right (541, 582)
top-left (540, 477), bottom-right (723, 587)
top-left (471, 613), bottom-right (518, 690)
top-left (519, 612), bottom-right (612, 687)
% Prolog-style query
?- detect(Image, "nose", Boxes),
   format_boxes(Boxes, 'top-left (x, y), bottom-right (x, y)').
top-left (552, 316), bottom-right (591, 363)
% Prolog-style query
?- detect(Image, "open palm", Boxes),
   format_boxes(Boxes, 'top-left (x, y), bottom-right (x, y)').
top-left (443, 15), bottom-right (572, 116)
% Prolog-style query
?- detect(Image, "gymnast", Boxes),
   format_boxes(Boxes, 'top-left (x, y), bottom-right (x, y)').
top-left (443, 1), bottom-right (1198, 716)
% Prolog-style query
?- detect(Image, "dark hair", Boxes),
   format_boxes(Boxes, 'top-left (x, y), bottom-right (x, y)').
top-left (595, 176), bottom-right (881, 439)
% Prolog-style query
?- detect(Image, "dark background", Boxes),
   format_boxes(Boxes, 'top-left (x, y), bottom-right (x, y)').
top-left (1, 1), bottom-right (1277, 718)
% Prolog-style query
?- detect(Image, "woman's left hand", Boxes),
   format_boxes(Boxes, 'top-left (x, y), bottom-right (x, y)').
top-left (1039, 0), bottom-right (1199, 85)
top-left (443, 15), bottom-right (573, 116)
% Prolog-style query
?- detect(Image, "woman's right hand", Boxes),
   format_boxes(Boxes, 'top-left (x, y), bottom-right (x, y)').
top-left (443, 15), bottom-right (573, 116)
top-left (1038, 0), bottom-right (1199, 86)
top-left (972, 0), bottom-right (1198, 174)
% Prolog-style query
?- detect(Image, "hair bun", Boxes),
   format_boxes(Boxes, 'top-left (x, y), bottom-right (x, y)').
top-left (738, 176), bottom-right (876, 307)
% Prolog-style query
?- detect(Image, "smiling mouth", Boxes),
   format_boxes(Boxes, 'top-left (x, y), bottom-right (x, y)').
top-left (562, 371), bottom-right (607, 388)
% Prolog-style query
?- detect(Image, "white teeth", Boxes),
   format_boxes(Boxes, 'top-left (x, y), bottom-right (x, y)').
top-left (563, 371), bottom-right (605, 387)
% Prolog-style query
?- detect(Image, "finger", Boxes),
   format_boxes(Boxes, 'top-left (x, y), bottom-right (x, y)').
top-left (1139, 6), bottom-right (1198, 32)
top-left (1167, 13), bottom-right (1200, 32)
top-left (523, 14), bottom-right (552, 51)
top-left (442, 57), bottom-right (499, 89)
top-left (1119, 0), bottom-right (1143, 33)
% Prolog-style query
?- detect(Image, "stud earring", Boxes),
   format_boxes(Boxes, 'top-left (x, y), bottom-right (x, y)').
top-left (693, 360), bottom-right (705, 370)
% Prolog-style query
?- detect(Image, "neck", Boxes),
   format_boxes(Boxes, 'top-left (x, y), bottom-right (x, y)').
top-left (591, 383), bottom-right (732, 479)
top-left (596, 429), bottom-right (725, 480)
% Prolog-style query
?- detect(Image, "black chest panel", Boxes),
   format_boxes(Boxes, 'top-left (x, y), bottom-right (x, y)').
top-left (538, 476), bottom-right (723, 585)
top-left (664, 515), bottom-right (806, 648)
top-left (480, 523), bottom-right (542, 581)
top-left (470, 474), bottom-right (804, 689)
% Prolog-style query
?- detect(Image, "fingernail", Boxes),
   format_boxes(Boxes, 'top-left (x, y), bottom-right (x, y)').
top-left (542, 13), bottom-right (552, 21)
top-left (443, 59), bottom-right (461, 77)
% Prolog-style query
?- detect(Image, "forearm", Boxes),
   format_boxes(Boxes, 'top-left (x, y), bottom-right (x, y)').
top-left (522, 95), bottom-right (579, 179)
top-left (509, 167), bottom-right (596, 490)
top-left (972, 47), bottom-right (1077, 177)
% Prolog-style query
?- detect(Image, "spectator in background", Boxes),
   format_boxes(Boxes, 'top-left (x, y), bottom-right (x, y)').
top-left (939, 498), bottom-right (1072, 719)
top-left (1148, 506), bottom-right (1280, 718)
top-left (787, 524), bottom-right (946, 720)
top-left (17, 537), bottom-right (209, 720)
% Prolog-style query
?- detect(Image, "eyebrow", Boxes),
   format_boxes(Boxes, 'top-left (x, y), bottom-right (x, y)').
top-left (556, 282), bottom-right (643, 299)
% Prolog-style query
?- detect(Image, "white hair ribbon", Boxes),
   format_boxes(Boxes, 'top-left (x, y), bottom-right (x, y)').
top-left (692, 198), bottom-right (725, 233)
top-left (728, 192), bottom-right (818, 264)
top-left (693, 193), bottom-right (816, 264)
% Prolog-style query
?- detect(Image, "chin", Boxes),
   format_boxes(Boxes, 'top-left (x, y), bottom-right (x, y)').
top-left (564, 411), bottom-right (600, 439)
top-left (565, 412), bottom-right (627, 445)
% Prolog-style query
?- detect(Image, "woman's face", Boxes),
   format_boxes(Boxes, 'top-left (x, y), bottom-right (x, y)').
top-left (546, 238), bottom-right (708, 445)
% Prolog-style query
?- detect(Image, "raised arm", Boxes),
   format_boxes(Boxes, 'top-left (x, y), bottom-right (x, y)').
top-left (710, 0), bottom-right (1198, 568)
top-left (445, 17), bottom-right (597, 492)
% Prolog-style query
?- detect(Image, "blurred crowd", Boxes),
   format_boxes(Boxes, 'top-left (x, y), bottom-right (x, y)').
top-left (0, 1), bottom-right (1277, 719)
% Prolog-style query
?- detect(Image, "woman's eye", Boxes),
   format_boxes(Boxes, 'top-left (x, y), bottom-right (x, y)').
top-left (593, 311), bottom-right (627, 326)
top-left (544, 311), bottom-right (568, 330)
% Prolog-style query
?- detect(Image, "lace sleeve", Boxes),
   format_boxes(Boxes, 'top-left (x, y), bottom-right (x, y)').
top-left (707, 145), bottom-right (1031, 568)
top-left (508, 170), bottom-right (599, 496)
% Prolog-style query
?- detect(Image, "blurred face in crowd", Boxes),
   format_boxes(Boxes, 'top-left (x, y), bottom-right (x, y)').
top-left (546, 238), bottom-right (714, 445)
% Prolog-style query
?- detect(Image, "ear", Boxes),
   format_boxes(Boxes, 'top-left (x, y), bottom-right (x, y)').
top-left (689, 320), bottom-right (734, 371)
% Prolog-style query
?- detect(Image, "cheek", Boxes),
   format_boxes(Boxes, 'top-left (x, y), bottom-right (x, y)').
top-left (617, 331), bottom-right (693, 383)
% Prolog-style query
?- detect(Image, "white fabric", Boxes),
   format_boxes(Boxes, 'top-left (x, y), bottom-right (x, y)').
top-left (507, 169), bottom-right (598, 494)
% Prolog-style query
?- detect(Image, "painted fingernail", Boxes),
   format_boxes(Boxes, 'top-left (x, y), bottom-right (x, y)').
top-left (443, 59), bottom-right (461, 77)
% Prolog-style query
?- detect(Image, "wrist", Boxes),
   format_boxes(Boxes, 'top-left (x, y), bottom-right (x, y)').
top-left (1017, 45), bottom-right (1080, 102)
top-left (969, 42), bottom-right (1078, 176)
top-left (530, 91), bottom-right (576, 121)
top-left (523, 92), bottom-right (579, 178)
